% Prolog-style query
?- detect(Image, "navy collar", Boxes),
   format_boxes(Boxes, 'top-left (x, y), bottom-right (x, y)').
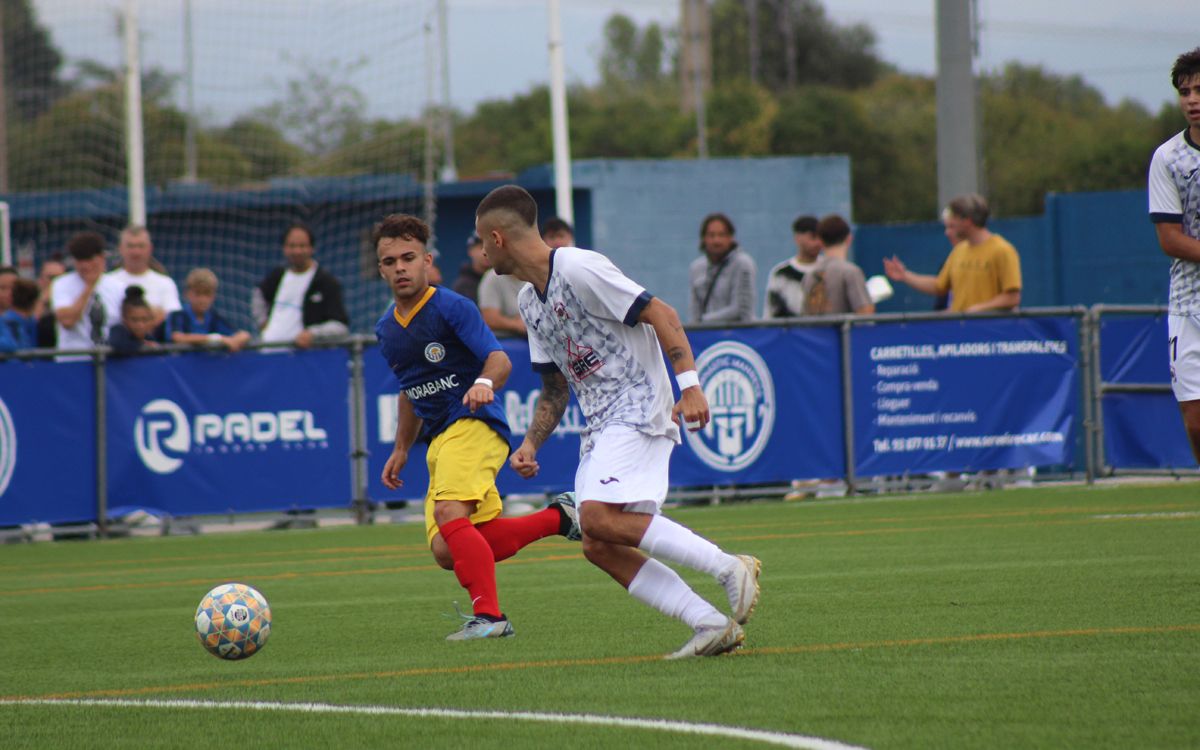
top-left (534, 248), bottom-right (557, 303)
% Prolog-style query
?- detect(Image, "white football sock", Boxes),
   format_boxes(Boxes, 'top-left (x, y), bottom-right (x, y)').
top-left (637, 514), bottom-right (737, 578)
top-left (627, 558), bottom-right (725, 630)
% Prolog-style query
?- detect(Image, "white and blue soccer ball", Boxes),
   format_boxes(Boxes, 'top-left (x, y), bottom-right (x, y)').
top-left (194, 582), bottom-right (272, 660)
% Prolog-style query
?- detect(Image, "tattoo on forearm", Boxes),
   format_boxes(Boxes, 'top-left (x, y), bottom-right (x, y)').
top-left (528, 373), bottom-right (569, 449)
top-left (667, 346), bottom-right (686, 363)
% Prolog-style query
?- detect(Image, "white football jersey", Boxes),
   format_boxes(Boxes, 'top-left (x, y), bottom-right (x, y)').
top-left (519, 247), bottom-right (681, 452)
top-left (1149, 130), bottom-right (1200, 315)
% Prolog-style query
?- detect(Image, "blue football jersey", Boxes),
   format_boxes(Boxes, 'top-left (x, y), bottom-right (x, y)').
top-left (375, 285), bottom-right (511, 445)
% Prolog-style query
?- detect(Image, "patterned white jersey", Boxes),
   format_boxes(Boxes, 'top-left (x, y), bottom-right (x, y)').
top-left (519, 247), bottom-right (681, 453)
top-left (1149, 129), bottom-right (1200, 315)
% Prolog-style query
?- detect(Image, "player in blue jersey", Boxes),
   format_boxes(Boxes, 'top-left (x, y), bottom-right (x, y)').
top-left (1150, 48), bottom-right (1200, 464)
top-left (373, 213), bottom-right (580, 641)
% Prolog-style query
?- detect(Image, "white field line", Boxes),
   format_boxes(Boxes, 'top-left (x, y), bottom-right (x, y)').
top-left (6, 697), bottom-right (870, 750)
top-left (1091, 512), bottom-right (1200, 520)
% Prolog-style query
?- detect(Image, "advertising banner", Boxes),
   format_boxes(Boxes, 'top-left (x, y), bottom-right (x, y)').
top-left (673, 326), bottom-right (845, 485)
top-left (105, 350), bottom-right (351, 516)
top-left (851, 316), bottom-right (1079, 475)
top-left (1098, 315), bottom-right (1191, 468)
top-left (0, 360), bottom-right (96, 525)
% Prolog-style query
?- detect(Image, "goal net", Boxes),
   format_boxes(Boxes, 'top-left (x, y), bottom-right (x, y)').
top-left (7, 0), bottom-right (438, 333)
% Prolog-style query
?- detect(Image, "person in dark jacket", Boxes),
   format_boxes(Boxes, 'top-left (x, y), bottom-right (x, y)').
top-left (251, 222), bottom-right (349, 348)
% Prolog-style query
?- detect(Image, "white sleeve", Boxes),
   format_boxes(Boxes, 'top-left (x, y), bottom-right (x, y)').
top-left (1149, 143), bottom-right (1182, 218)
top-left (161, 276), bottom-right (183, 313)
top-left (563, 249), bottom-right (648, 326)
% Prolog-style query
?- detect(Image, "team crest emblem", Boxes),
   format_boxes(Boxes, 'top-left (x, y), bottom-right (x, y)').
top-left (554, 302), bottom-right (570, 321)
top-left (425, 342), bottom-right (446, 363)
top-left (683, 341), bottom-right (775, 472)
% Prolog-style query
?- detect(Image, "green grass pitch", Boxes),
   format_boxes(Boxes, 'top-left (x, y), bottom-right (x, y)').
top-left (1, 481), bottom-right (1198, 749)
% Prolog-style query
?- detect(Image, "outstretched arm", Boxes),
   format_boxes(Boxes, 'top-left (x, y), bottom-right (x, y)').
top-left (638, 297), bottom-right (710, 432)
top-left (883, 256), bottom-right (940, 296)
top-left (510, 370), bottom-right (569, 478)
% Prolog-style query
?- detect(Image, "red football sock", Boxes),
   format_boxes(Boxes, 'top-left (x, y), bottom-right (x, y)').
top-left (476, 507), bottom-right (561, 562)
top-left (439, 517), bottom-right (501, 619)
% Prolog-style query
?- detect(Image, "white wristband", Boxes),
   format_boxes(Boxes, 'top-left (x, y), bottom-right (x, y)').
top-left (207, 333), bottom-right (222, 344)
top-left (675, 370), bottom-right (700, 391)
top-left (474, 377), bottom-right (494, 389)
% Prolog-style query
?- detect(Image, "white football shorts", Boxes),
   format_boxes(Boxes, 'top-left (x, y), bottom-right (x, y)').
top-left (575, 424), bottom-right (674, 514)
top-left (1169, 314), bottom-right (1200, 402)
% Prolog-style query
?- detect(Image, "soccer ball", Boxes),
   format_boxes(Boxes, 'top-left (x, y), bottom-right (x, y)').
top-left (194, 582), bottom-right (272, 660)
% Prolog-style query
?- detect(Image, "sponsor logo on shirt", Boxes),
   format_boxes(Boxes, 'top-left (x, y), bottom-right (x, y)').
top-left (566, 337), bottom-right (604, 381)
top-left (404, 373), bottom-right (460, 400)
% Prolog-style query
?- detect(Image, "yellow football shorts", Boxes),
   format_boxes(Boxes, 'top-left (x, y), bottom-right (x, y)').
top-left (424, 418), bottom-right (507, 546)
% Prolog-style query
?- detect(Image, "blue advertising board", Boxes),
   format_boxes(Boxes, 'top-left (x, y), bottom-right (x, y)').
top-left (673, 326), bottom-right (845, 484)
top-left (851, 316), bottom-right (1079, 475)
top-left (1098, 314), bottom-right (1192, 469)
top-left (0, 360), bottom-right (96, 525)
top-left (105, 349), bottom-right (352, 516)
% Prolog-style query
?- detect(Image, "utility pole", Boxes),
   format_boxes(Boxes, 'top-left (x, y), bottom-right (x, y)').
top-left (437, 0), bottom-right (456, 182)
top-left (0, 4), bottom-right (9, 194)
top-left (182, 0), bottom-right (197, 183)
top-left (680, 0), bottom-right (710, 158)
top-left (935, 0), bottom-right (981, 208)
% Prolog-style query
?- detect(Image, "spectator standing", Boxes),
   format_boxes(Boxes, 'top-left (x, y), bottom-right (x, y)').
top-left (883, 194), bottom-right (1021, 313)
top-left (51, 232), bottom-right (124, 355)
top-left (106, 226), bottom-right (181, 332)
top-left (0, 266), bottom-right (15, 319)
top-left (108, 286), bottom-right (162, 356)
top-left (764, 215), bottom-right (821, 319)
top-left (1149, 47), bottom-right (1200, 464)
top-left (477, 269), bottom-right (527, 338)
top-left (541, 216), bottom-right (575, 249)
top-left (802, 215), bottom-right (875, 315)
top-left (164, 268), bottom-right (251, 352)
top-left (689, 213), bottom-right (757, 324)
top-left (34, 254), bottom-right (66, 348)
top-left (451, 232), bottom-right (489, 303)
top-left (3, 278), bottom-right (39, 348)
top-left (253, 223), bottom-right (350, 348)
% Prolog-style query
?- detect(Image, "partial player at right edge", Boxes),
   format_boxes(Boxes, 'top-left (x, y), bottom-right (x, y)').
top-left (475, 185), bottom-right (761, 659)
top-left (1149, 47), bottom-right (1200, 464)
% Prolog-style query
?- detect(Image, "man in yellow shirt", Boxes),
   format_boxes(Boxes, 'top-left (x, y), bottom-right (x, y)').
top-left (883, 194), bottom-right (1022, 312)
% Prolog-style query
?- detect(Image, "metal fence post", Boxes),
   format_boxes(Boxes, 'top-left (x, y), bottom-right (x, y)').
top-left (1079, 308), bottom-right (1095, 485)
top-left (348, 337), bottom-right (371, 524)
top-left (840, 319), bottom-right (857, 495)
top-left (94, 348), bottom-right (108, 537)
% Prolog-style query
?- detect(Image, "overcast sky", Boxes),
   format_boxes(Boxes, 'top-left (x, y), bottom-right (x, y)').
top-left (32, 0), bottom-right (1196, 123)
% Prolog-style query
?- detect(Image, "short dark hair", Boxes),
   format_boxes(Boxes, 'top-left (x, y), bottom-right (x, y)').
top-left (541, 216), bottom-right (573, 238)
top-left (477, 185), bottom-right (538, 228)
top-left (372, 213), bottom-right (430, 248)
top-left (12, 277), bottom-right (38, 310)
top-left (281, 222), bottom-right (315, 246)
top-left (792, 215), bottom-right (818, 235)
top-left (66, 231), bottom-right (106, 261)
top-left (816, 215), bottom-right (851, 246)
top-left (121, 284), bottom-right (150, 315)
top-left (945, 193), bottom-right (990, 228)
top-left (700, 212), bottom-right (735, 238)
top-left (1172, 47), bottom-right (1200, 89)
top-left (0, 265), bottom-right (16, 277)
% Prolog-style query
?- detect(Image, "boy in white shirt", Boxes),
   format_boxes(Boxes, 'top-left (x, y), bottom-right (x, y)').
top-left (51, 232), bottom-right (125, 357)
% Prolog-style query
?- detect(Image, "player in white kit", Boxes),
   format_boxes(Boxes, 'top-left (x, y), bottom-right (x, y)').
top-left (1149, 47), bottom-right (1200, 464)
top-left (475, 185), bottom-right (761, 659)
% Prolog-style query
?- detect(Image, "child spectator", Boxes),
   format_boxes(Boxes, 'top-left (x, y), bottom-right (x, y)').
top-left (3, 278), bottom-right (40, 348)
top-left (108, 286), bottom-right (161, 356)
top-left (163, 268), bottom-right (251, 352)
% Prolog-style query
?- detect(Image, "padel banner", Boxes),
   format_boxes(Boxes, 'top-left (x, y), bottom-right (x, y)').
top-left (1098, 315), bottom-right (1191, 469)
top-left (851, 316), bottom-right (1079, 475)
top-left (0, 360), bottom-right (96, 525)
top-left (105, 349), bottom-right (351, 516)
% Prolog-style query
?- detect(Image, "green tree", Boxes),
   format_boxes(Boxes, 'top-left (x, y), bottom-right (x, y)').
top-left (2, 0), bottom-right (67, 122)
top-left (250, 57), bottom-right (369, 157)
top-left (600, 14), bottom-right (668, 89)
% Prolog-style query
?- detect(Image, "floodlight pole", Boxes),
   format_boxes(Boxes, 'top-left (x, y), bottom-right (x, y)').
top-left (547, 0), bottom-right (573, 225)
top-left (123, 0), bottom-right (147, 226)
top-left (437, 0), bottom-right (456, 182)
top-left (182, 0), bottom-right (198, 183)
top-left (935, 0), bottom-right (981, 207)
